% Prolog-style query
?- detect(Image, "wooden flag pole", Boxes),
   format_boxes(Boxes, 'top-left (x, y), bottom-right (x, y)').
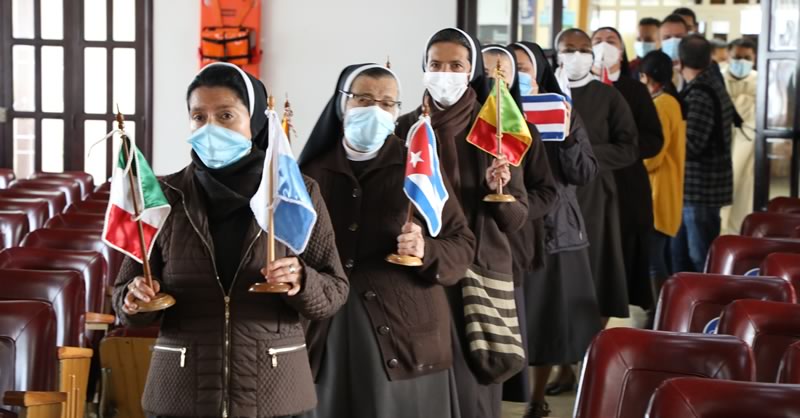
top-left (483, 61), bottom-right (516, 203)
top-left (386, 96), bottom-right (428, 267)
top-left (115, 107), bottom-right (175, 311)
top-left (250, 96), bottom-right (291, 293)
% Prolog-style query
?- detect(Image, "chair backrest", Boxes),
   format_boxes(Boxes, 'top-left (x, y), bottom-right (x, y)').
top-left (646, 377), bottom-right (800, 418)
top-left (44, 213), bottom-right (105, 230)
top-left (760, 252), bottom-right (800, 303)
top-left (0, 211), bottom-right (29, 249)
top-left (0, 269), bottom-right (86, 348)
top-left (89, 191), bottom-right (110, 201)
top-left (0, 169), bottom-right (15, 189)
top-left (718, 299), bottom-right (800, 382)
top-left (0, 189), bottom-right (66, 217)
top-left (705, 235), bottom-right (800, 275)
top-left (10, 178), bottom-right (81, 207)
top-left (0, 198), bottom-right (49, 232)
top-left (30, 172), bottom-right (94, 199)
top-left (740, 212), bottom-right (800, 238)
top-left (0, 247), bottom-right (107, 315)
top-left (655, 273), bottom-right (796, 333)
top-left (768, 197), bottom-right (800, 214)
top-left (574, 328), bottom-right (754, 418)
top-left (778, 341), bottom-right (800, 384)
top-left (21, 228), bottom-right (122, 291)
top-left (66, 199), bottom-right (108, 215)
top-left (0, 300), bottom-right (58, 392)
top-left (94, 182), bottom-right (110, 193)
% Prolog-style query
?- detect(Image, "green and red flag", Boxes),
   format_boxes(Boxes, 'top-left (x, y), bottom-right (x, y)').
top-left (102, 140), bottom-right (170, 263)
top-left (466, 80), bottom-right (533, 166)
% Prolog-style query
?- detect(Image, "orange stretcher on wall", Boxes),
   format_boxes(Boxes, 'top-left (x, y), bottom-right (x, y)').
top-left (200, 0), bottom-right (262, 76)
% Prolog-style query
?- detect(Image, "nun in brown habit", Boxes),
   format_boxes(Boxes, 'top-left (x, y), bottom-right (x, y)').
top-left (395, 28), bottom-right (530, 418)
top-left (296, 64), bottom-right (475, 418)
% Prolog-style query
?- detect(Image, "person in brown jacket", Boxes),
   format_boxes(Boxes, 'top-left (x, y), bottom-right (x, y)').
top-left (113, 63), bottom-right (349, 418)
top-left (296, 63), bottom-right (476, 418)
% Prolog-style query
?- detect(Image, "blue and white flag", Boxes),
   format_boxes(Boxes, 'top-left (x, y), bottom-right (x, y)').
top-left (404, 114), bottom-right (449, 237)
top-left (250, 109), bottom-right (317, 254)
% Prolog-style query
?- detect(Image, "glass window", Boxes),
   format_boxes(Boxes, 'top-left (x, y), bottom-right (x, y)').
top-left (42, 119), bottom-right (64, 172)
top-left (12, 46), bottom-right (36, 112)
top-left (740, 8), bottom-right (762, 35)
top-left (113, 0), bottom-right (137, 41)
top-left (478, 0), bottom-right (512, 44)
top-left (618, 10), bottom-right (638, 34)
top-left (768, 138), bottom-right (793, 199)
top-left (84, 47), bottom-right (108, 114)
top-left (84, 0), bottom-right (108, 41)
top-left (113, 48), bottom-right (137, 114)
top-left (40, 0), bottom-right (64, 40)
top-left (766, 59), bottom-right (796, 129)
top-left (13, 118), bottom-right (36, 179)
top-left (42, 46), bottom-right (65, 113)
top-left (84, 120), bottom-right (110, 183)
top-left (771, 0), bottom-right (799, 51)
top-left (12, 0), bottom-right (35, 39)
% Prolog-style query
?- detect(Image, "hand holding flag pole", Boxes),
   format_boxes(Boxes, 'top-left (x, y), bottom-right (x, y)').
top-left (250, 96), bottom-right (293, 293)
top-left (483, 62), bottom-right (516, 203)
top-left (115, 107), bottom-right (175, 311)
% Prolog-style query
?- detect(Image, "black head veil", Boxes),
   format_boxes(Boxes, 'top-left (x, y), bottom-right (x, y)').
top-left (423, 27), bottom-right (490, 102)
top-left (510, 41), bottom-right (565, 96)
top-left (592, 26), bottom-right (631, 78)
top-left (478, 44), bottom-right (523, 109)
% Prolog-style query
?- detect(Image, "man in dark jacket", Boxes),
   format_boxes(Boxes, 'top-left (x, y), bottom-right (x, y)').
top-left (671, 34), bottom-right (735, 273)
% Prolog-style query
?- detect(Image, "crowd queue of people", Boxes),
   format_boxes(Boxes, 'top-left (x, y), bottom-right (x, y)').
top-left (115, 6), bottom-right (758, 418)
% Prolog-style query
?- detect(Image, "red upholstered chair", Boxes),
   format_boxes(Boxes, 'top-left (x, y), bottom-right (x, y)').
top-left (0, 300), bottom-right (66, 418)
top-left (705, 235), bottom-right (800, 275)
top-left (0, 269), bottom-right (85, 348)
top-left (646, 378), bottom-right (800, 418)
top-left (778, 341), bottom-right (800, 383)
top-left (768, 197), bottom-right (800, 214)
top-left (88, 191), bottom-right (110, 201)
top-left (0, 212), bottom-right (29, 250)
top-left (654, 273), bottom-right (796, 333)
top-left (718, 299), bottom-right (800, 382)
top-left (10, 179), bottom-right (81, 207)
top-left (573, 328), bottom-right (754, 418)
top-left (44, 213), bottom-right (105, 231)
top-left (0, 189), bottom-right (66, 218)
top-left (741, 212), bottom-right (800, 238)
top-left (761, 252), bottom-right (800, 303)
top-left (0, 198), bottom-right (49, 232)
top-left (0, 170), bottom-right (15, 189)
top-left (66, 199), bottom-right (108, 215)
top-left (0, 248), bottom-right (108, 316)
top-left (94, 183), bottom-right (110, 193)
top-left (22, 229), bottom-right (122, 289)
top-left (30, 172), bottom-right (94, 200)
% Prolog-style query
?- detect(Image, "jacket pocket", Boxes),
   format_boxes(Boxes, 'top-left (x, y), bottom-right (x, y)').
top-left (256, 339), bottom-right (316, 416)
top-left (142, 341), bottom-right (196, 416)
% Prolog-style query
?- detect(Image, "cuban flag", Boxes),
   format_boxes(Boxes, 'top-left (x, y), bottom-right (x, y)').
top-left (404, 115), bottom-right (449, 237)
top-left (522, 93), bottom-right (570, 142)
top-left (250, 108), bottom-right (317, 254)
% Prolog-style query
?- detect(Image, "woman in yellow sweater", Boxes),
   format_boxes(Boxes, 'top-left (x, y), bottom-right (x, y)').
top-left (640, 50), bottom-right (686, 303)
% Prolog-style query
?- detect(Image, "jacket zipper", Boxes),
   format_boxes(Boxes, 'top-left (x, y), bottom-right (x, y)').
top-left (153, 345), bottom-right (187, 368)
top-left (164, 182), bottom-right (262, 418)
top-left (267, 343), bottom-right (307, 368)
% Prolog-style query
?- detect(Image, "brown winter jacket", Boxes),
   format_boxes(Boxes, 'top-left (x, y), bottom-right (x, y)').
top-left (112, 164), bottom-right (348, 418)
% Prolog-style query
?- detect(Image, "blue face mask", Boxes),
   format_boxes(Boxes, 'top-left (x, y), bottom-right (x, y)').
top-left (661, 38), bottom-right (682, 61)
top-left (518, 72), bottom-right (534, 95)
top-left (187, 123), bottom-right (252, 169)
top-left (728, 59), bottom-right (753, 79)
top-left (634, 41), bottom-right (657, 59)
top-left (343, 106), bottom-right (396, 153)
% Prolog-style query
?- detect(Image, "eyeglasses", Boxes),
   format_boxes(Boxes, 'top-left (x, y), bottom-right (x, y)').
top-left (340, 90), bottom-right (402, 111)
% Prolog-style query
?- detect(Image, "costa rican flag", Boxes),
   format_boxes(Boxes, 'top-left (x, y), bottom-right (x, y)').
top-left (404, 114), bottom-right (449, 237)
top-left (522, 93), bottom-right (570, 142)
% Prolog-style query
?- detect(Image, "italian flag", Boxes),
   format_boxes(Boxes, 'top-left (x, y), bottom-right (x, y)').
top-left (102, 140), bottom-right (170, 264)
top-left (466, 80), bottom-right (533, 166)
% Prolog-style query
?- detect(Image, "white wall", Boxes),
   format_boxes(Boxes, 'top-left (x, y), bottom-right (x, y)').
top-left (152, 0), bottom-right (457, 175)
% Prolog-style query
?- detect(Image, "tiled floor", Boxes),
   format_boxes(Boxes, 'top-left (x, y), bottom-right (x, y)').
top-left (499, 309), bottom-right (644, 418)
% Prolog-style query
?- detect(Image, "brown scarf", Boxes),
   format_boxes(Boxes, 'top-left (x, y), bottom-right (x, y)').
top-left (428, 87), bottom-right (478, 198)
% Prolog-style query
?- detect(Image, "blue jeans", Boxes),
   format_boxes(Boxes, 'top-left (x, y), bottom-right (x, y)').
top-left (670, 205), bottom-right (721, 273)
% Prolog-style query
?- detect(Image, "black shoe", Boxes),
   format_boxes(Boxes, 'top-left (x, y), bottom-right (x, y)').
top-left (544, 375), bottom-right (576, 396)
top-left (524, 401), bottom-right (551, 418)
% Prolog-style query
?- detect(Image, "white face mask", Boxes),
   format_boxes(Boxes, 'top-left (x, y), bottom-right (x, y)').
top-left (558, 52), bottom-right (594, 80)
top-left (592, 42), bottom-right (621, 69)
top-left (423, 72), bottom-right (470, 107)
